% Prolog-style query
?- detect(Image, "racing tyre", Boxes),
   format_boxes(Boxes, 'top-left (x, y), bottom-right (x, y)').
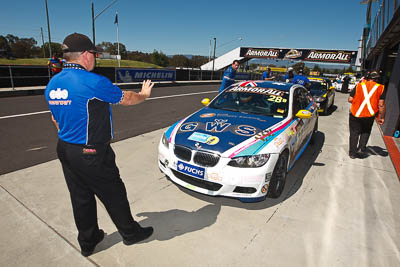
top-left (322, 102), bottom-right (329, 116)
top-left (267, 153), bottom-right (288, 199)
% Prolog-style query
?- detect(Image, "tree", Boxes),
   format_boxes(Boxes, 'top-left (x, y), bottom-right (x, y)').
top-left (0, 35), bottom-right (11, 58)
top-left (42, 42), bottom-right (62, 58)
top-left (151, 50), bottom-right (169, 67)
top-left (188, 56), bottom-right (208, 68)
top-left (169, 55), bottom-right (189, 67)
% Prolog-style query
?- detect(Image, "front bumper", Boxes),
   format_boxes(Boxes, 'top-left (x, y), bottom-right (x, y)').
top-left (158, 140), bottom-right (279, 201)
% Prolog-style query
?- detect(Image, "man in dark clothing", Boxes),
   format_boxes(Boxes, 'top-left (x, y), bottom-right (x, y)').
top-left (348, 71), bottom-right (385, 159)
top-left (45, 33), bottom-right (154, 257)
top-left (341, 75), bottom-right (351, 93)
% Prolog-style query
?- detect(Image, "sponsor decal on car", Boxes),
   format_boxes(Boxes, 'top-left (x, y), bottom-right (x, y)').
top-left (177, 161), bottom-right (205, 179)
top-left (200, 113), bottom-right (216, 118)
top-left (188, 132), bottom-right (220, 145)
top-left (206, 119), bottom-right (231, 133)
top-left (179, 122), bottom-right (198, 132)
top-left (227, 86), bottom-right (285, 96)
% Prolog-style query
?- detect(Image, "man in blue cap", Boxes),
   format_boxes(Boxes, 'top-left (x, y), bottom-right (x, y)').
top-left (45, 33), bottom-right (154, 257)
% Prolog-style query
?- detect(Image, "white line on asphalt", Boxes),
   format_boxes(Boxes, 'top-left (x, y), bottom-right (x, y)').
top-left (0, 110), bottom-right (50, 120)
top-left (0, 90), bottom-right (218, 120)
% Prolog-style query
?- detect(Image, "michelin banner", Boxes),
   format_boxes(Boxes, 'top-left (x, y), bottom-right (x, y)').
top-left (240, 47), bottom-right (358, 64)
top-left (116, 68), bottom-right (176, 83)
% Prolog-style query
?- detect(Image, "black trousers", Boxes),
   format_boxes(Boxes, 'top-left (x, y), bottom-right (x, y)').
top-left (349, 113), bottom-right (375, 155)
top-left (57, 139), bottom-right (141, 250)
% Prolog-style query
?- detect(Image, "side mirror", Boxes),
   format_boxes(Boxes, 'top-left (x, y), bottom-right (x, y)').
top-left (201, 98), bottom-right (210, 106)
top-left (295, 110), bottom-right (312, 119)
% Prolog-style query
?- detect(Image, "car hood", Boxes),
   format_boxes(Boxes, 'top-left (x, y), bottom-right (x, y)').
top-left (172, 107), bottom-right (284, 154)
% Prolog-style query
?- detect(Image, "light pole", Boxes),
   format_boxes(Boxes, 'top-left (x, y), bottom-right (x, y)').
top-left (212, 37), bottom-right (216, 80)
top-left (44, 0), bottom-right (52, 57)
top-left (91, 0), bottom-right (118, 46)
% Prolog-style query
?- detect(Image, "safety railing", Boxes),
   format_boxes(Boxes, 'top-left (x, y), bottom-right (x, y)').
top-left (0, 65), bottom-right (51, 90)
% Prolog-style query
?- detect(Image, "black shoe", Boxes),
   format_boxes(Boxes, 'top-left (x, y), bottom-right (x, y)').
top-left (81, 229), bottom-right (105, 257)
top-left (123, 227), bottom-right (154, 246)
top-left (349, 153), bottom-right (357, 159)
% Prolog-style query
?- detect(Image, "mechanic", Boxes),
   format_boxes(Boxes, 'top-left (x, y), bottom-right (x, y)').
top-left (219, 60), bottom-right (240, 93)
top-left (47, 53), bottom-right (62, 76)
top-left (283, 67), bottom-right (295, 83)
top-left (45, 33), bottom-right (154, 257)
top-left (348, 70), bottom-right (385, 159)
top-left (261, 67), bottom-right (275, 81)
top-left (292, 69), bottom-right (311, 88)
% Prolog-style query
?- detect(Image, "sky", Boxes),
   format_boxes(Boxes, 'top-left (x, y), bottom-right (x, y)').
top-left (0, 0), bottom-right (368, 57)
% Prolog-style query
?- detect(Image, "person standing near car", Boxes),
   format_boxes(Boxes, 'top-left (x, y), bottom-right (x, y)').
top-left (283, 67), bottom-right (294, 83)
top-left (45, 33), bottom-right (154, 257)
top-left (292, 69), bottom-right (311, 88)
top-left (219, 60), bottom-right (240, 93)
top-left (341, 75), bottom-right (351, 93)
top-left (262, 67), bottom-right (275, 81)
top-left (48, 53), bottom-right (62, 76)
top-left (348, 70), bottom-right (385, 159)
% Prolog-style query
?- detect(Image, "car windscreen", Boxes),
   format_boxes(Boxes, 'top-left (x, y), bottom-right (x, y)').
top-left (209, 86), bottom-right (289, 117)
top-left (309, 81), bottom-right (328, 92)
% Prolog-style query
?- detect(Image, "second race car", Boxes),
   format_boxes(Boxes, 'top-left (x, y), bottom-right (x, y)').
top-left (158, 81), bottom-right (318, 202)
top-left (308, 77), bottom-right (335, 115)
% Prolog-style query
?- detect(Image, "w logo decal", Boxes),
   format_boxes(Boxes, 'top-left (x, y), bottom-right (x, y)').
top-left (206, 119), bottom-right (231, 132)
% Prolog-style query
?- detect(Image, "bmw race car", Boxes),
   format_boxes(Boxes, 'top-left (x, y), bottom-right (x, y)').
top-left (158, 81), bottom-right (318, 202)
top-left (308, 77), bottom-right (335, 115)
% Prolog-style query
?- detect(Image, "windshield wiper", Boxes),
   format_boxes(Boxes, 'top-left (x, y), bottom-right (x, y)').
top-left (218, 107), bottom-right (240, 112)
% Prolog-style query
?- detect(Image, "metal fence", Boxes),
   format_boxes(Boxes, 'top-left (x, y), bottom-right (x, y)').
top-left (0, 65), bottom-right (51, 89)
top-left (0, 65), bottom-right (261, 89)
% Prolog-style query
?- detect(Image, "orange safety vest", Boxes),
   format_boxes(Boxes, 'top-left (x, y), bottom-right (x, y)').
top-left (350, 80), bottom-right (384, 118)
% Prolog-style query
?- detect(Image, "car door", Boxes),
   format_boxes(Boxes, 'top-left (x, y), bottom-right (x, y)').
top-left (289, 87), bottom-right (310, 164)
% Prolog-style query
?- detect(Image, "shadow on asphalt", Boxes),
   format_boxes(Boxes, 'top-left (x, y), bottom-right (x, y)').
top-left (93, 204), bottom-right (221, 252)
top-left (169, 131), bottom-right (326, 211)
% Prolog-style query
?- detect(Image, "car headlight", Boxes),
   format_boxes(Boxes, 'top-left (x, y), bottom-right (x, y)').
top-left (228, 154), bottom-right (270, 168)
top-left (161, 132), bottom-right (169, 148)
top-left (313, 96), bottom-right (325, 102)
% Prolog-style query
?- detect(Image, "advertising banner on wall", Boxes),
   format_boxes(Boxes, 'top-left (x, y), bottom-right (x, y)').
top-left (240, 47), bottom-right (358, 64)
top-left (116, 68), bottom-right (176, 83)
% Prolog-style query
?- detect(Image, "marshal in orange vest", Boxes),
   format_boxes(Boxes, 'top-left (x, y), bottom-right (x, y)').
top-left (350, 80), bottom-right (384, 118)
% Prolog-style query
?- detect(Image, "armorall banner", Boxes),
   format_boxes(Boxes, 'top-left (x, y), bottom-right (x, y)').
top-left (240, 47), bottom-right (358, 64)
top-left (116, 68), bottom-right (176, 83)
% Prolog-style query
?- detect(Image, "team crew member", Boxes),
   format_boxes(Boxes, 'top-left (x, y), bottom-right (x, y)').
top-left (47, 53), bottom-right (62, 76)
top-left (283, 67), bottom-right (294, 83)
top-left (261, 67), bottom-right (275, 81)
top-left (219, 60), bottom-right (240, 93)
top-left (45, 33), bottom-right (155, 257)
top-left (292, 69), bottom-right (311, 88)
top-left (348, 70), bottom-right (385, 159)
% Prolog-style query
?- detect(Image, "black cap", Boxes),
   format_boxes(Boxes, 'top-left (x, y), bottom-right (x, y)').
top-left (62, 33), bottom-right (97, 53)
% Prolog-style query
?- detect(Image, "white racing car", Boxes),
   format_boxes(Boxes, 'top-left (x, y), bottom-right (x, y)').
top-left (158, 81), bottom-right (318, 202)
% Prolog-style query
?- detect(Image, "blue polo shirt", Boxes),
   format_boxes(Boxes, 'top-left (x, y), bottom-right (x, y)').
top-left (45, 64), bottom-right (124, 145)
top-left (292, 75), bottom-right (310, 86)
top-left (219, 66), bottom-right (236, 93)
